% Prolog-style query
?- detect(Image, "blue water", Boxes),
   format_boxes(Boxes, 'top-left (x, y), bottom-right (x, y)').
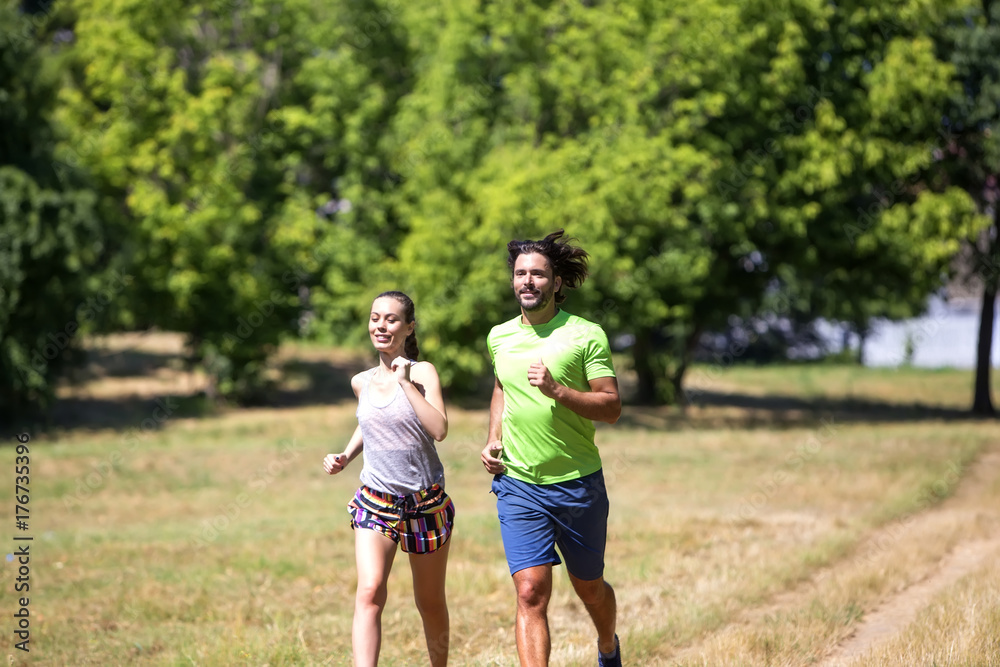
top-left (819, 296), bottom-right (1000, 368)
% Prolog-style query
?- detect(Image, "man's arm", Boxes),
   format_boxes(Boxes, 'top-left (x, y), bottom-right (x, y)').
top-left (481, 376), bottom-right (507, 473)
top-left (527, 360), bottom-right (622, 424)
top-left (487, 375), bottom-right (504, 442)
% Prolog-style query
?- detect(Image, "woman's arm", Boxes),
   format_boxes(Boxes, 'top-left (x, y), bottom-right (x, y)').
top-left (394, 358), bottom-right (449, 441)
top-left (323, 372), bottom-right (368, 474)
top-left (323, 424), bottom-right (364, 474)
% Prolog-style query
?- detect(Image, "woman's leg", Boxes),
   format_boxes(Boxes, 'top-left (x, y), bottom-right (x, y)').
top-left (353, 528), bottom-right (398, 667)
top-left (408, 538), bottom-right (451, 667)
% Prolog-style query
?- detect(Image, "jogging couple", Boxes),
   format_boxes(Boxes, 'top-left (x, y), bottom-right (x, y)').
top-left (323, 230), bottom-right (623, 666)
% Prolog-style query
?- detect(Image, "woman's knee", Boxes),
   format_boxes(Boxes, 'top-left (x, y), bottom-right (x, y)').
top-left (356, 580), bottom-right (389, 609)
top-left (413, 587), bottom-right (448, 617)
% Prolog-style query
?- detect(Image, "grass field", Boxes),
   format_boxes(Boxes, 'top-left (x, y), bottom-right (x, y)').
top-left (4, 335), bottom-right (1000, 666)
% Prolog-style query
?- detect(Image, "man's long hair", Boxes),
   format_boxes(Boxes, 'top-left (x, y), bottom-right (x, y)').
top-left (506, 229), bottom-right (589, 304)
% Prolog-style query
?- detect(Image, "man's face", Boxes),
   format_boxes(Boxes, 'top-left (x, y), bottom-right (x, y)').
top-left (512, 253), bottom-right (562, 313)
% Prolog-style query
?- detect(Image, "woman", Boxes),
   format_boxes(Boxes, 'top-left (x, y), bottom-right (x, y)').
top-left (323, 291), bottom-right (453, 667)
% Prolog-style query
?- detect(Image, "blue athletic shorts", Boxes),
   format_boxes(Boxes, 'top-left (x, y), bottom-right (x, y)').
top-left (491, 469), bottom-right (609, 580)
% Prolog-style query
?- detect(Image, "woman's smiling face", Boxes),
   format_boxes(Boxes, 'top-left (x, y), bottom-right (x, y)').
top-left (369, 296), bottom-right (413, 355)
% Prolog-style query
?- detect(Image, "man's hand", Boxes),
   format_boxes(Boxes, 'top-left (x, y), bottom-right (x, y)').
top-left (481, 440), bottom-right (506, 475)
top-left (527, 357), bottom-right (560, 399)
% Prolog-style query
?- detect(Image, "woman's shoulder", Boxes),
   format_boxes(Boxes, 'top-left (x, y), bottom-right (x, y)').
top-left (409, 360), bottom-right (439, 382)
top-left (350, 368), bottom-right (374, 395)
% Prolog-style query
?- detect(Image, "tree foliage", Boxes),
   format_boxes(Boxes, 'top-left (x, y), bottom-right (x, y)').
top-left (55, 0), bottom-right (417, 398)
top-left (0, 0), bottom-right (103, 420)
top-left (4, 0), bottom-right (995, 411)
top-left (936, 0), bottom-right (1000, 414)
top-left (367, 0), bottom-right (991, 401)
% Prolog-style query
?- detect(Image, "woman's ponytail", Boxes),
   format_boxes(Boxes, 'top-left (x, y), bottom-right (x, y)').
top-left (404, 332), bottom-right (420, 360)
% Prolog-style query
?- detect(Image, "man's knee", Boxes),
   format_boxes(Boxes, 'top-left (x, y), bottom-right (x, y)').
top-left (572, 577), bottom-right (611, 607)
top-left (514, 574), bottom-right (551, 610)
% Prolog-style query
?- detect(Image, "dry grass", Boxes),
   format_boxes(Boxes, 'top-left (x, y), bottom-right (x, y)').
top-left (683, 363), bottom-right (995, 411)
top-left (5, 334), bottom-right (999, 666)
top-left (852, 562), bottom-right (1000, 666)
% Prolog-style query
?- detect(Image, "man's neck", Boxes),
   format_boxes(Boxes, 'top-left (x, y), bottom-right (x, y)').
top-left (520, 306), bottom-right (559, 326)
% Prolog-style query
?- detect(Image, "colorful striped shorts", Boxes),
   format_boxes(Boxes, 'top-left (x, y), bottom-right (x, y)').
top-left (348, 484), bottom-right (455, 554)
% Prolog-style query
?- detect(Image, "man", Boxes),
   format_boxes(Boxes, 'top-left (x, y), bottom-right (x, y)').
top-left (481, 229), bottom-right (623, 667)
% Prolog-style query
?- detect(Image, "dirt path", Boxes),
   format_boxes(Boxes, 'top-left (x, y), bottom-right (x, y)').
top-left (818, 447), bottom-right (1000, 666)
top-left (670, 446), bottom-right (1000, 666)
top-left (819, 536), bottom-right (1000, 666)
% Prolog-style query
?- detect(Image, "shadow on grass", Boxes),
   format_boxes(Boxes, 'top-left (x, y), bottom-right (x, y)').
top-left (617, 389), bottom-right (980, 432)
top-left (267, 356), bottom-right (369, 407)
top-left (45, 393), bottom-right (215, 434)
top-left (76, 347), bottom-right (181, 379)
top-left (19, 334), bottom-right (991, 438)
top-left (19, 346), bottom-right (367, 437)
top-left (39, 385), bottom-right (983, 437)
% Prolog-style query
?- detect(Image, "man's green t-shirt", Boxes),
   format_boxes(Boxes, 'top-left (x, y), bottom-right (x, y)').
top-left (487, 309), bottom-right (617, 485)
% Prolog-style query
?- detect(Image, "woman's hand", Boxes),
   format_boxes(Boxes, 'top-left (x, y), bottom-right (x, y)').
top-left (323, 453), bottom-right (347, 475)
top-left (391, 356), bottom-right (412, 383)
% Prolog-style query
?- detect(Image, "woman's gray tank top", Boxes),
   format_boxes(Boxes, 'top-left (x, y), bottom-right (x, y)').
top-left (356, 367), bottom-right (445, 495)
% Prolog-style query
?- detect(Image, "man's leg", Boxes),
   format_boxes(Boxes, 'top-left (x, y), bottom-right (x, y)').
top-left (512, 564), bottom-right (553, 667)
top-left (568, 573), bottom-right (617, 654)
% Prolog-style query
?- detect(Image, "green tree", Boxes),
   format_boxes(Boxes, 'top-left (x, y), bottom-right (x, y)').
top-left (56, 0), bottom-right (414, 399)
top-left (377, 0), bottom-right (988, 403)
top-left (0, 0), bottom-right (104, 421)
top-left (376, 0), bottom-right (724, 399)
top-left (938, 0), bottom-right (1000, 416)
top-left (42, 0), bottom-right (993, 409)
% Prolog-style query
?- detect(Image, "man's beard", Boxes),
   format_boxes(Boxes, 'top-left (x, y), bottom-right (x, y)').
top-left (517, 288), bottom-right (554, 312)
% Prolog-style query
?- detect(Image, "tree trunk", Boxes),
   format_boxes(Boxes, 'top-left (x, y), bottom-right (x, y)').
top-left (670, 324), bottom-right (704, 406)
top-left (632, 324), bottom-right (704, 405)
top-left (971, 208), bottom-right (998, 417)
top-left (971, 283), bottom-right (996, 416)
top-left (632, 327), bottom-right (657, 405)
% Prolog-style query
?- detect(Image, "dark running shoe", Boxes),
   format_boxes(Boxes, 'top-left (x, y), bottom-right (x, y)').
top-left (597, 634), bottom-right (621, 667)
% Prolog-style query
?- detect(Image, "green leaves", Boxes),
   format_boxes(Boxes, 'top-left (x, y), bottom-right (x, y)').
top-left (7, 0), bottom-right (993, 413)
top-left (1, 0), bottom-right (104, 419)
